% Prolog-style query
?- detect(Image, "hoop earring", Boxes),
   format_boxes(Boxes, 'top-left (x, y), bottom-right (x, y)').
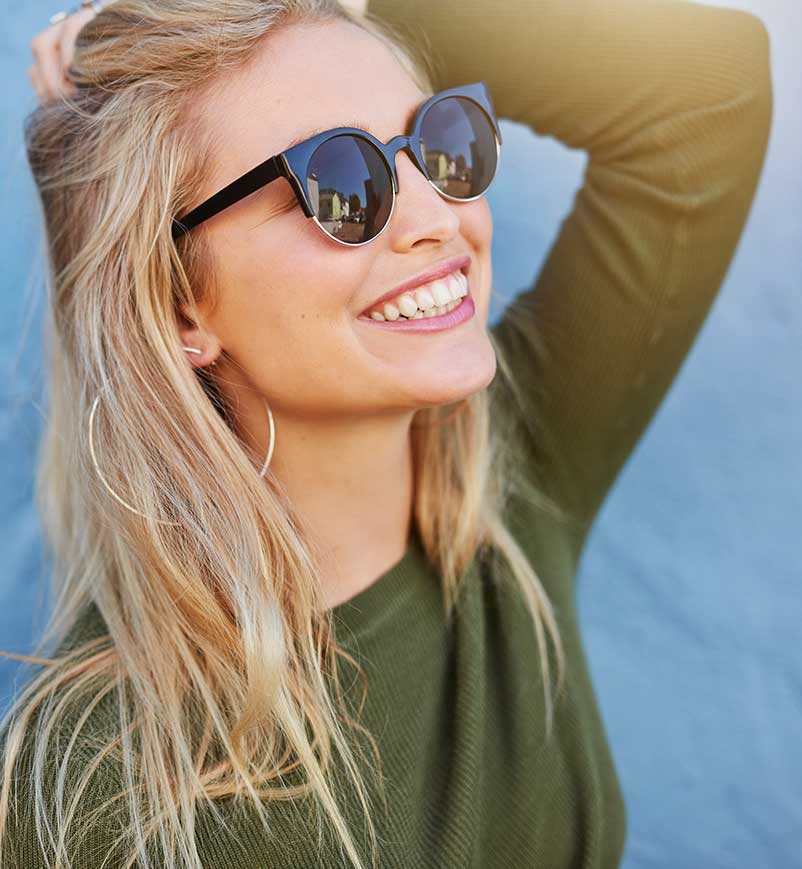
top-left (87, 392), bottom-right (180, 525)
top-left (87, 389), bottom-right (276, 521)
top-left (182, 345), bottom-right (274, 475)
top-left (259, 400), bottom-right (276, 477)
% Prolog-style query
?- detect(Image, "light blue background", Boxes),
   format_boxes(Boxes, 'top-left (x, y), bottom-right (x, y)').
top-left (1, 3), bottom-right (799, 867)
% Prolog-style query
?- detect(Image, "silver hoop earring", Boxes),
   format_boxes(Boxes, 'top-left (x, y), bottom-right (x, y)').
top-left (259, 399), bottom-right (275, 478)
top-left (88, 390), bottom-right (276, 521)
top-left (87, 392), bottom-right (180, 525)
top-left (181, 345), bottom-right (274, 472)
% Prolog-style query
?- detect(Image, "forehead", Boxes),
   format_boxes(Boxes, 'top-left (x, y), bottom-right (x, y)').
top-left (195, 18), bottom-right (428, 194)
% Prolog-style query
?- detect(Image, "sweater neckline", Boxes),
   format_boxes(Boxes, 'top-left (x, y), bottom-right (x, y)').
top-left (71, 526), bottom-right (430, 651)
top-left (328, 521), bottom-right (427, 642)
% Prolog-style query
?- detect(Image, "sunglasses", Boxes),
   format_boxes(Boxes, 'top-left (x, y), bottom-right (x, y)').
top-left (171, 80), bottom-right (503, 246)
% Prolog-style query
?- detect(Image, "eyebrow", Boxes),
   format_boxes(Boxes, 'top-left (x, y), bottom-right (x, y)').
top-left (283, 101), bottom-right (425, 151)
top-left (284, 120), bottom-right (376, 149)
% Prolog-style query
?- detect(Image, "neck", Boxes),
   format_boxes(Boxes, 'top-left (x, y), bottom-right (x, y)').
top-left (232, 389), bottom-right (416, 609)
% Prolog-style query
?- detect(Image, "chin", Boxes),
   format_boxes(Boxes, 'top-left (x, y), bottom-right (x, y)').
top-left (410, 349), bottom-right (498, 409)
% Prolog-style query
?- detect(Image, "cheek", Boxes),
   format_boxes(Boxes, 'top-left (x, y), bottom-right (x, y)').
top-left (459, 198), bottom-right (494, 312)
top-left (208, 226), bottom-right (364, 376)
top-left (214, 215), bottom-right (349, 316)
top-left (466, 196), bottom-right (494, 247)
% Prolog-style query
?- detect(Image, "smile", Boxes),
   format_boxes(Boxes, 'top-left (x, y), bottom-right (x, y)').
top-left (356, 292), bottom-right (475, 332)
top-left (356, 268), bottom-right (474, 331)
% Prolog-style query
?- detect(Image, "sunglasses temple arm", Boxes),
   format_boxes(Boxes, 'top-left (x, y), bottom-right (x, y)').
top-left (172, 154), bottom-right (284, 239)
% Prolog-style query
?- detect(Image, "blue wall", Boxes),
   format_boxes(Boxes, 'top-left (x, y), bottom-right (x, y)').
top-left (2, 3), bottom-right (799, 867)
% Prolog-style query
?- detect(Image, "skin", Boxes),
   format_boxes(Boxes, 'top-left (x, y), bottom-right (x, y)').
top-left (28, 4), bottom-right (97, 103)
top-left (26, 0), bottom-right (367, 103)
top-left (29, 10), bottom-right (498, 609)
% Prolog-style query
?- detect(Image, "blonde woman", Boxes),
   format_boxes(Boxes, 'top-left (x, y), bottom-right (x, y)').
top-left (1, 0), bottom-right (772, 866)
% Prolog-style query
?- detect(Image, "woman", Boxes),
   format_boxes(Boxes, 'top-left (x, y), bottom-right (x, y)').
top-left (1, 0), bottom-right (772, 866)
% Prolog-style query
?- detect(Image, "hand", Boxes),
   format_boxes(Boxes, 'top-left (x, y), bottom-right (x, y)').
top-left (26, 0), bottom-right (363, 107)
top-left (28, 5), bottom-right (99, 106)
top-left (27, 0), bottom-right (363, 106)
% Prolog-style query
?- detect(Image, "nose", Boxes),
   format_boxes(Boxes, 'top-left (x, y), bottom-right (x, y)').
top-left (386, 146), bottom-right (460, 246)
top-left (393, 144), bottom-right (455, 202)
top-left (386, 136), bottom-right (426, 191)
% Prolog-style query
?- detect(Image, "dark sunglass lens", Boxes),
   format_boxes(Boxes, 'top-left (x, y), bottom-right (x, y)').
top-left (420, 96), bottom-right (498, 199)
top-left (306, 135), bottom-right (393, 244)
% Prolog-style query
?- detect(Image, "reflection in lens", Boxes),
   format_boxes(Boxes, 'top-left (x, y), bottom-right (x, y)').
top-left (420, 97), bottom-right (497, 199)
top-left (306, 135), bottom-right (393, 244)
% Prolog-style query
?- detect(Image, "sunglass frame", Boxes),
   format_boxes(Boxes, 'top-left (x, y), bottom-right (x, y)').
top-left (171, 80), bottom-right (503, 244)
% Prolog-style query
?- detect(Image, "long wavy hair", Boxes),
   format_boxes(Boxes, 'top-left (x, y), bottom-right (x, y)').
top-left (0, 1), bottom-right (570, 867)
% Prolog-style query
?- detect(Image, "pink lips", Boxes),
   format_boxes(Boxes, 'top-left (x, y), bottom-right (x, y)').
top-left (358, 254), bottom-right (472, 318)
top-left (357, 293), bottom-right (475, 332)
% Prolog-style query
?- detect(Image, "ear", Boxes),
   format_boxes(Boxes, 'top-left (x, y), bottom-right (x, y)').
top-left (175, 302), bottom-right (223, 369)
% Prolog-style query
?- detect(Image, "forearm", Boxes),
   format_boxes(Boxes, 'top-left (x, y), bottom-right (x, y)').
top-left (368, 0), bottom-right (773, 539)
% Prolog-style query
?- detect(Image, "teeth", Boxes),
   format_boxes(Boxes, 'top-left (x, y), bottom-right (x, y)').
top-left (368, 298), bottom-right (462, 322)
top-left (414, 288), bottom-right (436, 310)
top-left (446, 272), bottom-right (463, 301)
top-left (451, 272), bottom-right (468, 299)
top-left (397, 294), bottom-right (419, 317)
top-left (429, 279), bottom-right (452, 307)
top-left (363, 269), bottom-right (470, 321)
top-left (382, 301), bottom-right (400, 321)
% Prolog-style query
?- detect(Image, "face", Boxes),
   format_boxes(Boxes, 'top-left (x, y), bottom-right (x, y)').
top-left (181, 18), bottom-right (497, 425)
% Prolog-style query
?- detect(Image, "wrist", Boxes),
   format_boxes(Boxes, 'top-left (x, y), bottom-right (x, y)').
top-left (68, 0), bottom-right (104, 13)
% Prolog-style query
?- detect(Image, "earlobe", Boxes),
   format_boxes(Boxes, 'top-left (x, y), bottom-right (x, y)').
top-left (175, 305), bottom-right (222, 368)
top-left (179, 340), bottom-right (220, 369)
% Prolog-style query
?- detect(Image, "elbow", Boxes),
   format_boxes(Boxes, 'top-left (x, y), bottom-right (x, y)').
top-left (728, 10), bottom-right (774, 138)
top-left (710, 9), bottom-right (774, 185)
top-left (743, 12), bottom-right (774, 184)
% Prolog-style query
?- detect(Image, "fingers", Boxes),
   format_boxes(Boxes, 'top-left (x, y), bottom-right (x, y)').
top-left (57, 10), bottom-right (95, 80)
top-left (28, 7), bottom-right (96, 106)
top-left (29, 27), bottom-right (63, 102)
top-left (27, 62), bottom-right (45, 103)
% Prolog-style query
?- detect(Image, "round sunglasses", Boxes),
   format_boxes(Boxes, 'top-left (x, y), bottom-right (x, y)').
top-left (171, 80), bottom-right (503, 246)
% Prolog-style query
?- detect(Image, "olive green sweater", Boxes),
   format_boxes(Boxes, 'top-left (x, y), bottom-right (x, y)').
top-left (3, 0), bottom-right (772, 866)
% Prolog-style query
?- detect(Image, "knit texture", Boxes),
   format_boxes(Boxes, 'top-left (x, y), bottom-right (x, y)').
top-left (2, 0), bottom-right (772, 866)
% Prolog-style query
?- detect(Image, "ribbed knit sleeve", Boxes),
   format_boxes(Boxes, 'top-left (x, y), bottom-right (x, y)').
top-left (367, 0), bottom-right (773, 552)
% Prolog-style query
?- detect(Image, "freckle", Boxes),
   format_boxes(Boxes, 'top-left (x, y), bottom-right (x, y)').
top-left (301, 313), bottom-right (306, 319)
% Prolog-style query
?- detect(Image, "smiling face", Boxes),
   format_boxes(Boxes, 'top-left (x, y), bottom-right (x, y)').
top-left (181, 17), bottom-right (497, 425)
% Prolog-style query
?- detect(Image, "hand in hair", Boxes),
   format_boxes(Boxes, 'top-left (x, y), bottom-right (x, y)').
top-left (26, 0), bottom-right (366, 106)
top-left (27, 2), bottom-right (105, 106)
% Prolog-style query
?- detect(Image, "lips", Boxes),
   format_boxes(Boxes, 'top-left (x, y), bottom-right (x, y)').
top-left (358, 254), bottom-right (472, 318)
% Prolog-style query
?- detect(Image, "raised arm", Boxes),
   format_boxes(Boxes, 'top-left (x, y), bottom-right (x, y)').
top-left (367, 0), bottom-right (773, 551)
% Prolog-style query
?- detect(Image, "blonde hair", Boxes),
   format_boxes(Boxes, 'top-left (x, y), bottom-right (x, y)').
top-left (0, 1), bottom-right (570, 866)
